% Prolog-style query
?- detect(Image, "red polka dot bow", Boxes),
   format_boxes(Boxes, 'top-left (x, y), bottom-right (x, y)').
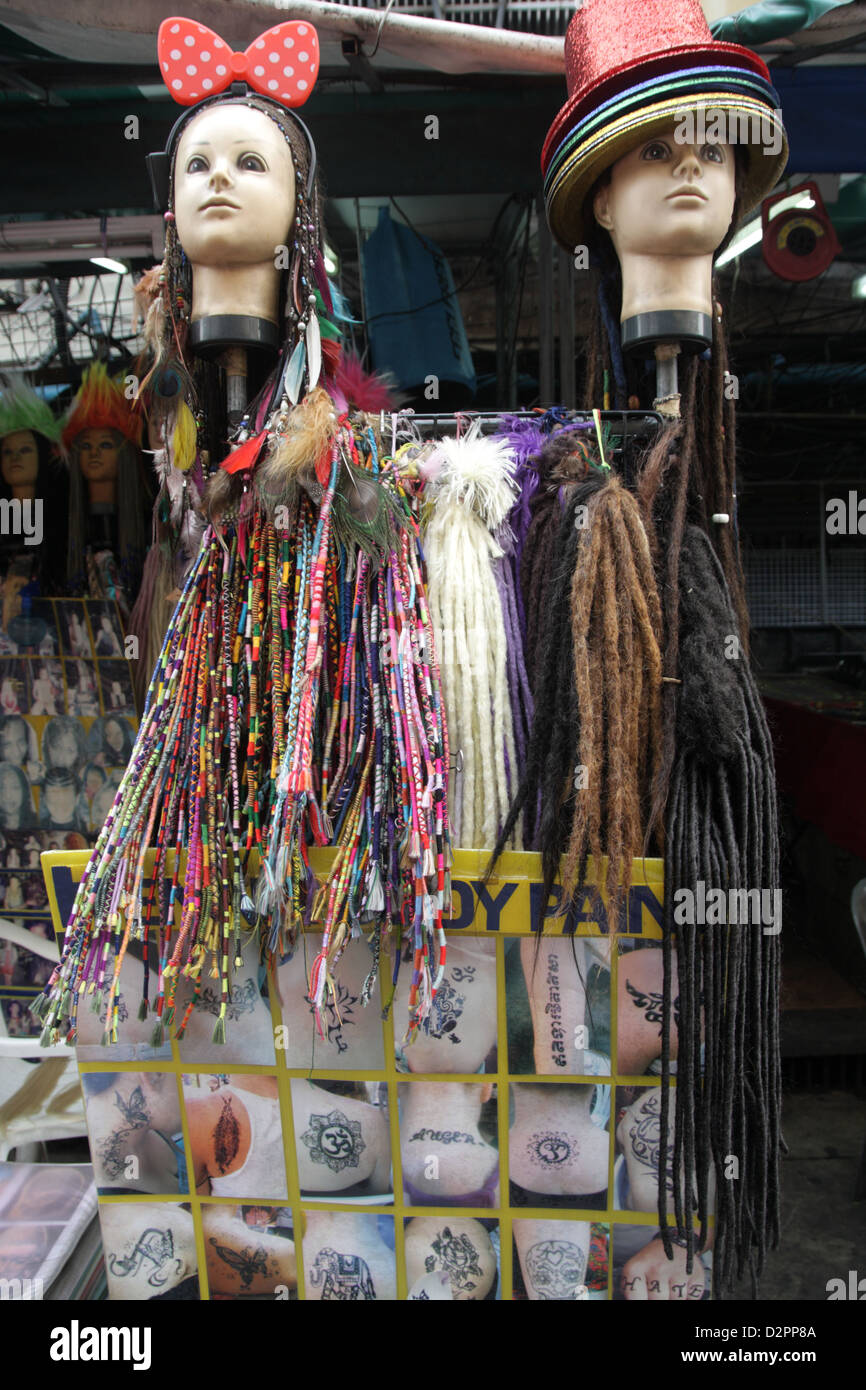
top-left (158, 16), bottom-right (320, 108)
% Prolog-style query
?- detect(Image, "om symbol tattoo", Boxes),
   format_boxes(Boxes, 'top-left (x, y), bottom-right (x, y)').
top-left (528, 1131), bottom-right (575, 1166)
top-left (301, 1109), bottom-right (366, 1173)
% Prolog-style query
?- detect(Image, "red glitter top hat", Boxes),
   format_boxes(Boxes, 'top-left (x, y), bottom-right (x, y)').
top-left (542, 0), bottom-right (787, 250)
top-left (544, 0), bottom-right (770, 167)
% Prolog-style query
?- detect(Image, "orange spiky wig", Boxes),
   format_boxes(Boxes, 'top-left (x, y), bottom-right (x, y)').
top-left (62, 362), bottom-right (143, 450)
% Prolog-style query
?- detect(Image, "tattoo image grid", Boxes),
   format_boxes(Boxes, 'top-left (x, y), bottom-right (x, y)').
top-left (55, 850), bottom-right (689, 1300)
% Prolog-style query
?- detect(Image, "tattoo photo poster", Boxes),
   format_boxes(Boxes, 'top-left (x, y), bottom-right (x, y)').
top-left (0, 598), bottom-right (137, 1042)
top-left (42, 847), bottom-right (713, 1300)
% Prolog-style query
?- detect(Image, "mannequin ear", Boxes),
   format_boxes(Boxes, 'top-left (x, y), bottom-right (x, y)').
top-left (593, 183), bottom-right (614, 231)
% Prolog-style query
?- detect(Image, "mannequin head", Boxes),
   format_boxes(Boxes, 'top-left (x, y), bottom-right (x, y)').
top-left (75, 427), bottom-right (122, 502)
top-left (175, 102), bottom-right (296, 324)
top-left (63, 364), bottom-right (149, 592)
top-left (167, 95), bottom-right (315, 332)
top-left (0, 430), bottom-right (39, 499)
top-left (592, 125), bottom-right (738, 323)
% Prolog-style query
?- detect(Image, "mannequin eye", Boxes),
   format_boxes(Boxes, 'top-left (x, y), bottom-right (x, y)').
top-left (186, 155), bottom-right (209, 174)
top-left (239, 153), bottom-right (267, 172)
top-left (641, 140), bottom-right (670, 161)
top-left (701, 143), bottom-right (725, 164)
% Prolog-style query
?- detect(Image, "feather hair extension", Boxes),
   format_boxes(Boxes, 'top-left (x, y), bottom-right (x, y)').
top-left (257, 386), bottom-right (339, 501)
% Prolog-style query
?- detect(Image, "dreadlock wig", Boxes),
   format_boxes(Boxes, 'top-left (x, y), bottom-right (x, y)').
top-left (423, 424), bottom-right (520, 848)
top-left (657, 525), bottom-right (781, 1290)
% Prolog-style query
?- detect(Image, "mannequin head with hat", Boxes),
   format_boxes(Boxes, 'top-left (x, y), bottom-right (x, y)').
top-left (542, 0), bottom-right (786, 349)
top-left (592, 124), bottom-right (739, 331)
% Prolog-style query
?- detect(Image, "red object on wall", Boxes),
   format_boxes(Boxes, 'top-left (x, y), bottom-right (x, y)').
top-left (762, 181), bottom-right (842, 283)
top-left (765, 696), bottom-right (866, 859)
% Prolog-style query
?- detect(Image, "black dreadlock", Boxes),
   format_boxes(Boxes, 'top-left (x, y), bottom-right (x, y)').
top-left (658, 524), bottom-right (781, 1293)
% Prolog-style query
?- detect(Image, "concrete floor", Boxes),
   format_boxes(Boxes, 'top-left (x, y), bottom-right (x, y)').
top-left (732, 1088), bottom-right (866, 1301)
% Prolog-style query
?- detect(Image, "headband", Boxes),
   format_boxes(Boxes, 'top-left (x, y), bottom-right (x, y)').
top-left (145, 16), bottom-right (320, 209)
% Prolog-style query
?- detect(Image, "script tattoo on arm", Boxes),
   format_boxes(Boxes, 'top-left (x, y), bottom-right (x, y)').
top-left (214, 1095), bottom-right (241, 1174)
top-left (108, 1227), bottom-right (182, 1289)
top-left (409, 1129), bottom-right (479, 1145)
top-left (526, 1131), bottom-right (578, 1166)
top-left (300, 1109), bottom-right (366, 1172)
top-left (624, 976), bottom-right (680, 1034)
top-left (208, 1237), bottom-right (270, 1289)
top-left (524, 1239), bottom-right (586, 1300)
top-left (424, 1227), bottom-right (483, 1295)
top-left (543, 954), bottom-right (568, 1068)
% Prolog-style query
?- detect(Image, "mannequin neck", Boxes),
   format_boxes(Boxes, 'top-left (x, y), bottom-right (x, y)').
top-left (190, 264), bottom-right (280, 324)
top-left (619, 249), bottom-right (714, 322)
top-left (87, 479), bottom-right (117, 507)
top-left (9, 484), bottom-right (35, 502)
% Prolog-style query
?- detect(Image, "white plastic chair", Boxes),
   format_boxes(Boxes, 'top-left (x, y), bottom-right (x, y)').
top-left (0, 917), bottom-right (86, 1161)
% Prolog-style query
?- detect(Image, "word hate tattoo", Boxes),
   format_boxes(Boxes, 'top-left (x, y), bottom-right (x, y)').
top-left (525, 1240), bottom-right (586, 1300)
top-left (425, 1227), bottom-right (482, 1294)
top-left (109, 1227), bottom-right (182, 1289)
top-left (409, 1128), bottom-right (478, 1146)
top-left (301, 1109), bottom-right (365, 1172)
top-left (310, 1247), bottom-right (375, 1300)
top-left (214, 1095), bottom-right (241, 1174)
top-left (209, 1237), bottom-right (269, 1289)
top-left (527, 1131), bottom-right (577, 1166)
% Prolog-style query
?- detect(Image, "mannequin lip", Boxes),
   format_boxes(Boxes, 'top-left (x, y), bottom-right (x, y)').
top-left (200, 197), bottom-right (240, 211)
top-left (667, 186), bottom-right (708, 201)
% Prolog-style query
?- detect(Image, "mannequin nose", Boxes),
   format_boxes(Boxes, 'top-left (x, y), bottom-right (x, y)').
top-left (208, 160), bottom-right (233, 190)
top-left (673, 145), bottom-right (702, 179)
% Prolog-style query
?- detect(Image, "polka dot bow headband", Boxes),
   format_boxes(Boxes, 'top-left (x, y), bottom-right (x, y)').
top-left (158, 15), bottom-right (320, 107)
top-left (146, 16), bottom-right (320, 210)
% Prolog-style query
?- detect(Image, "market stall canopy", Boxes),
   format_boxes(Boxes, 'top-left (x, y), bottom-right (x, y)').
top-left (0, 0), bottom-right (861, 77)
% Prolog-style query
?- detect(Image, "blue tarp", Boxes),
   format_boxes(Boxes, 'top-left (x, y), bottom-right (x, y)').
top-left (361, 206), bottom-right (476, 397)
top-left (773, 68), bottom-right (866, 173)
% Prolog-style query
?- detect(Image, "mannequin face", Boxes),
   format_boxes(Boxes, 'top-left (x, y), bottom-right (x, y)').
top-left (174, 104), bottom-right (296, 268)
top-left (77, 429), bottom-right (120, 482)
top-left (593, 125), bottom-right (736, 258)
top-left (1, 431), bottom-right (39, 490)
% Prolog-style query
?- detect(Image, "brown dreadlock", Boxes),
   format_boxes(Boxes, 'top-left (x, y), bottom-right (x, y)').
top-left (562, 473), bottom-right (664, 920)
